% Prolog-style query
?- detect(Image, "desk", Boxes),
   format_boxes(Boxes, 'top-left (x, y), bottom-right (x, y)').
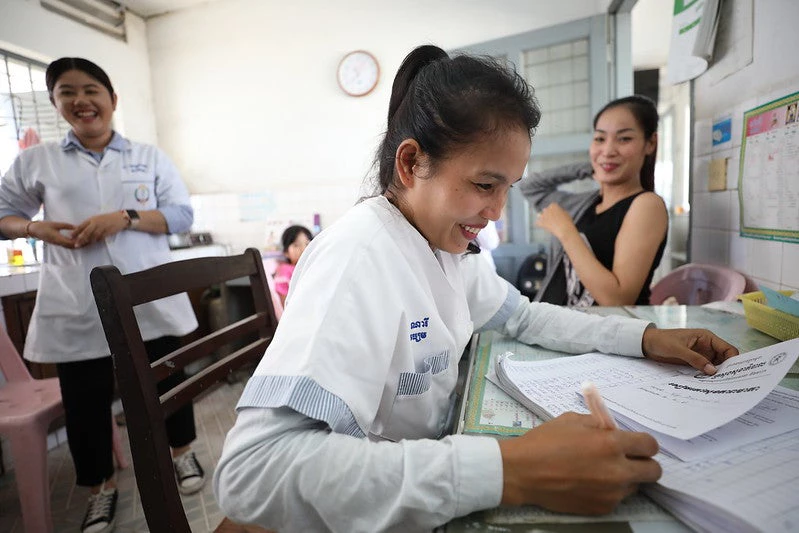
top-left (444, 305), bottom-right (798, 532)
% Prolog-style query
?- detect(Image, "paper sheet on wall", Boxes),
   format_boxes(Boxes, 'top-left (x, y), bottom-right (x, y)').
top-left (708, 158), bottom-right (728, 190)
top-left (707, 0), bottom-right (754, 86)
top-left (739, 91), bottom-right (799, 243)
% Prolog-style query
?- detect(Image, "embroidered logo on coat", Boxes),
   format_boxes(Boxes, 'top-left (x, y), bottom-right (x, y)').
top-left (126, 163), bottom-right (149, 173)
top-left (409, 317), bottom-right (429, 343)
top-left (134, 184), bottom-right (150, 204)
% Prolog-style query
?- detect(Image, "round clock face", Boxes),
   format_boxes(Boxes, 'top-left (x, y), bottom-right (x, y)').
top-left (337, 50), bottom-right (379, 97)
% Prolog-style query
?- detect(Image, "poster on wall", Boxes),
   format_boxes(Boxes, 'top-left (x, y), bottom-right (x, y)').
top-left (738, 91), bottom-right (799, 244)
top-left (666, 0), bottom-right (722, 85)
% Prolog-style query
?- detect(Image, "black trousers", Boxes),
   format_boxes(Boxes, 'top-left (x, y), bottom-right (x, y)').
top-left (56, 336), bottom-right (196, 487)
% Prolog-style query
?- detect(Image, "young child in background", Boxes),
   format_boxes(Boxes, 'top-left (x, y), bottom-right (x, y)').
top-left (274, 224), bottom-right (313, 305)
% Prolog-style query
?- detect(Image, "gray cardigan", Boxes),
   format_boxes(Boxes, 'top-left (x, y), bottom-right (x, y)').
top-left (518, 162), bottom-right (598, 303)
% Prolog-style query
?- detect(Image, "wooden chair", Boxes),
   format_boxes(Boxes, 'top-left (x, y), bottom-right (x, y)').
top-left (90, 248), bottom-right (278, 533)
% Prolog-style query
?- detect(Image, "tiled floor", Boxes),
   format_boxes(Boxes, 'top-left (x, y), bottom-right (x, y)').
top-left (0, 377), bottom-right (246, 532)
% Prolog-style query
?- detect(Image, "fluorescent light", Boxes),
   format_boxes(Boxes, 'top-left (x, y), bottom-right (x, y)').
top-left (40, 0), bottom-right (125, 39)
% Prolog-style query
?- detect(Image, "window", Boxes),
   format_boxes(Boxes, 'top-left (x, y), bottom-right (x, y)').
top-left (524, 39), bottom-right (591, 138)
top-left (0, 50), bottom-right (70, 175)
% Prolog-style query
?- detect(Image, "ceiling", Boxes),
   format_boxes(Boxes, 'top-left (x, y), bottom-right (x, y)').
top-left (118, 0), bottom-right (223, 18)
top-left (118, 0), bottom-right (670, 68)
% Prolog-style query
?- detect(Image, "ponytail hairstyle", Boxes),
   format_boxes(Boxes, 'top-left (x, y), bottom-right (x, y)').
top-left (593, 95), bottom-right (659, 191)
top-left (374, 44), bottom-right (541, 199)
top-left (46, 57), bottom-right (115, 103)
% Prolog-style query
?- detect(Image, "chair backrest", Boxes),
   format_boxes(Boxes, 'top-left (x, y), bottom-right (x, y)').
top-left (90, 248), bottom-right (278, 533)
top-left (0, 324), bottom-right (31, 384)
top-left (649, 263), bottom-right (747, 305)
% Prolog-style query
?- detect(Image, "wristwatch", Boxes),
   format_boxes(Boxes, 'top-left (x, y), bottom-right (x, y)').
top-left (125, 209), bottom-right (141, 229)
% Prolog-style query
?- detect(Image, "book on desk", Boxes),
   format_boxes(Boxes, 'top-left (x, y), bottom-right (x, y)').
top-left (489, 337), bottom-right (799, 533)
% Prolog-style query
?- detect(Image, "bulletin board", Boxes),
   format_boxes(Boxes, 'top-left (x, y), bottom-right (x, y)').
top-left (738, 90), bottom-right (799, 243)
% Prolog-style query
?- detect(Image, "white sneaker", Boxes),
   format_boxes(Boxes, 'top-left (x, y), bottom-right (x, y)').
top-left (173, 450), bottom-right (205, 495)
top-left (82, 482), bottom-right (117, 533)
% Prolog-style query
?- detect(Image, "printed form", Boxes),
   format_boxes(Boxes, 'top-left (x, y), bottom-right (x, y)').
top-left (491, 338), bottom-right (799, 460)
top-left (602, 337), bottom-right (799, 439)
top-left (647, 428), bottom-right (799, 533)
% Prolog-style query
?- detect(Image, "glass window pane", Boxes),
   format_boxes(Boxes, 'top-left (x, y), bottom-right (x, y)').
top-left (30, 69), bottom-right (47, 92)
top-left (521, 38), bottom-right (592, 138)
top-left (7, 59), bottom-right (31, 93)
top-left (573, 39), bottom-right (589, 55)
top-left (0, 50), bottom-right (70, 172)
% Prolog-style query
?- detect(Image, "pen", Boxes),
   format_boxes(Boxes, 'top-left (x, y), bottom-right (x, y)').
top-left (581, 381), bottom-right (618, 429)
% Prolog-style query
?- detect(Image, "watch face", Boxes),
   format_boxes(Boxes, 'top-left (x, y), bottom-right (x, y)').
top-left (337, 50), bottom-right (379, 97)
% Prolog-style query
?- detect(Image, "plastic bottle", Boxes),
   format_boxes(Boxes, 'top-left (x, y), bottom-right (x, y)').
top-left (312, 213), bottom-right (321, 235)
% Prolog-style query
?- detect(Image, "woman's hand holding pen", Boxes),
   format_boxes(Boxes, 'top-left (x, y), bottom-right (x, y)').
top-left (498, 412), bottom-right (661, 515)
top-left (642, 327), bottom-right (739, 375)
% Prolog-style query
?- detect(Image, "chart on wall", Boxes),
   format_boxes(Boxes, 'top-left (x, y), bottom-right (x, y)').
top-left (738, 90), bottom-right (799, 243)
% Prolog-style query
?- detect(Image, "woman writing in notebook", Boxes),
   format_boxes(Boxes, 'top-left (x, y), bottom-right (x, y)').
top-left (214, 46), bottom-right (738, 532)
top-left (521, 95), bottom-right (668, 306)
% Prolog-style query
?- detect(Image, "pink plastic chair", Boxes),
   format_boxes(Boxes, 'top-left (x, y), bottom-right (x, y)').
top-left (649, 263), bottom-right (747, 305)
top-left (0, 327), bottom-right (128, 532)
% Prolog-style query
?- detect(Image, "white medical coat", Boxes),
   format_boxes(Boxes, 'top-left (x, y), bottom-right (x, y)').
top-left (216, 196), bottom-right (650, 532)
top-left (0, 137), bottom-right (197, 363)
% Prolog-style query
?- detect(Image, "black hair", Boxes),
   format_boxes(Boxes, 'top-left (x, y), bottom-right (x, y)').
top-left (46, 57), bottom-right (115, 102)
top-left (593, 95), bottom-right (659, 191)
top-left (375, 44), bottom-right (541, 198)
top-left (281, 225), bottom-right (313, 254)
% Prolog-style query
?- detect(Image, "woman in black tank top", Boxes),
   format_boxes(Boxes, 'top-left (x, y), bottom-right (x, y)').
top-left (535, 95), bottom-right (668, 306)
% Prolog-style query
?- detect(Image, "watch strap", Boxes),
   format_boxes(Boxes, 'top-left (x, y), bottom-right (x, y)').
top-left (125, 209), bottom-right (141, 229)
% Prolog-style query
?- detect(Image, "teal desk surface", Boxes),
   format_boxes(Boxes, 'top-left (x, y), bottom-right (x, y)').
top-left (443, 305), bottom-right (797, 532)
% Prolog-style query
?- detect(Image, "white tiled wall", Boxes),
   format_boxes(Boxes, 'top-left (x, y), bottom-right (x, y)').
top-left (691, 93), bottom-right (799, 292)
top-left (189, 183), bottom-right (361, 254)
top-left (689, 1), bottom-right (799, 293)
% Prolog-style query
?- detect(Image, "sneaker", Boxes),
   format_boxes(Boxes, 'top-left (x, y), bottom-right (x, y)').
top-left (174, 450), bottom-right (205, 495)
top-left (82, 483), bottom-right (118, 533)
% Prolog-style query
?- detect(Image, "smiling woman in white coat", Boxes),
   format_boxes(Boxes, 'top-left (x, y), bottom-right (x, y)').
top-left (0, 57), bottom-right (206, 533)
top-left (213, 45), bottom-right (739, 533)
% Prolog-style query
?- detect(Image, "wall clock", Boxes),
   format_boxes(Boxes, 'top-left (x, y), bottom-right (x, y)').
top-left (337, 50), bottom-right (379, 97)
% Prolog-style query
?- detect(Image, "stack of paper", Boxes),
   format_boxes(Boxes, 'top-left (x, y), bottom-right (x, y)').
top-left (647, 429), bottom-right (799, 533)
top-left (489, 338), bottom-right (799, 532)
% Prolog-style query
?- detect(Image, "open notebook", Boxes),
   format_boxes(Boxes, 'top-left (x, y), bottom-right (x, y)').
top-left (488, 337), bottom-right (799, 533)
